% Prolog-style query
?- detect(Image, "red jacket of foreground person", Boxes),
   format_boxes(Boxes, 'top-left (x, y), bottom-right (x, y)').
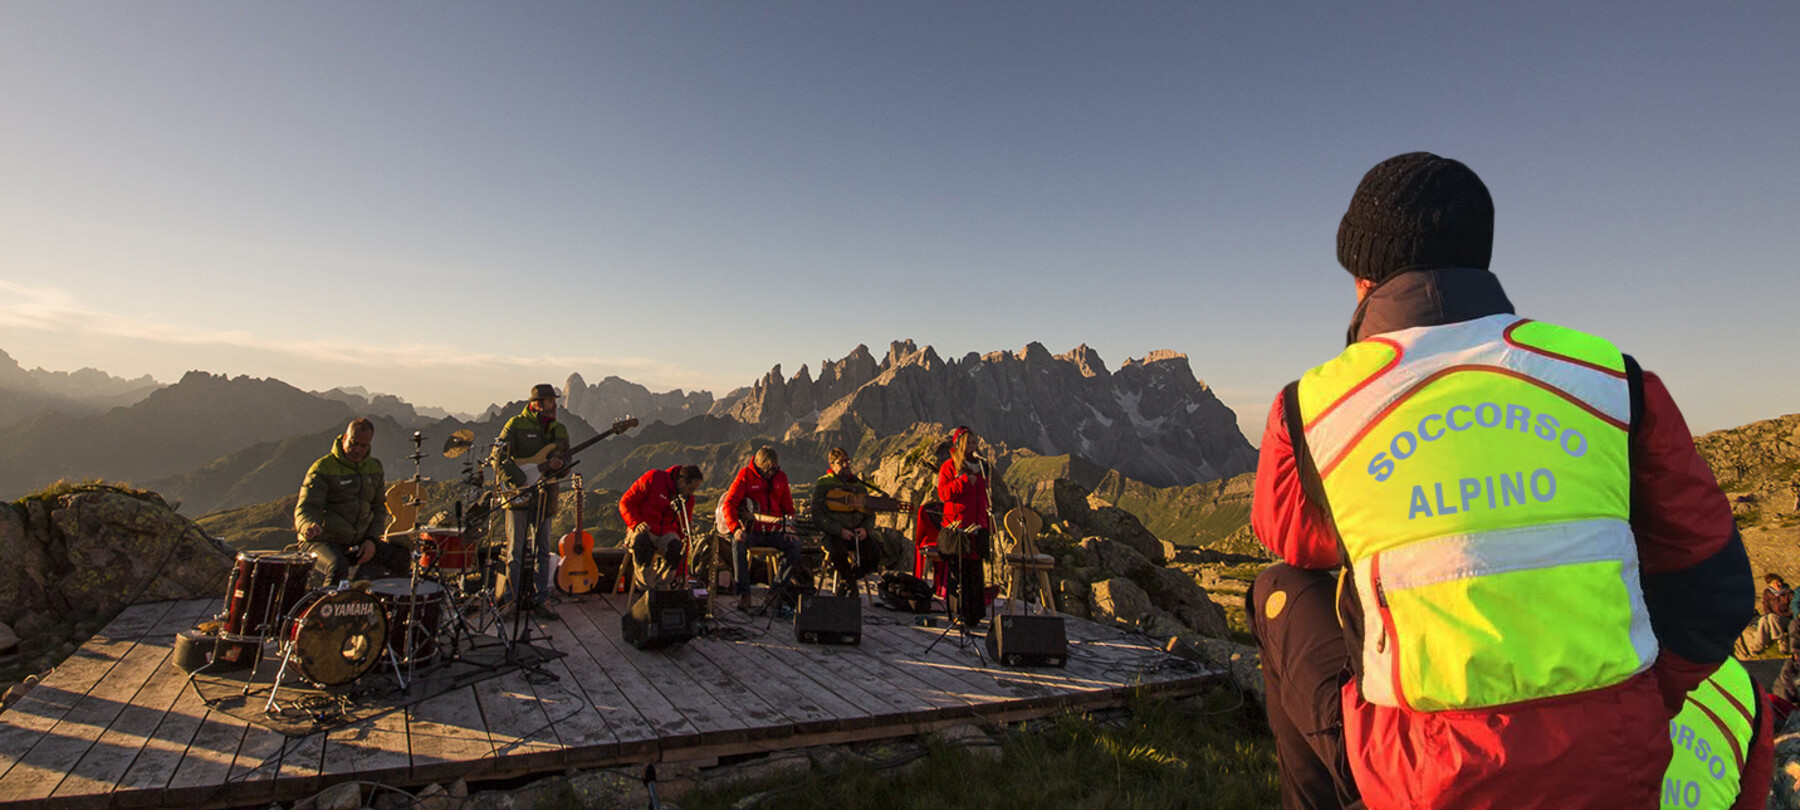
top-left (618, 466), bottom-right (695, 539)
top-left (1253, 268), bottom-right (1764, 809)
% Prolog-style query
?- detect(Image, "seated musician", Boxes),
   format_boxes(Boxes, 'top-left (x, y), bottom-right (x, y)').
top-left (935, 426), bottom-right (992, 627)
top-left (618, 464), bottom-right (705, 590)
top-left (810, 447), bottom-right (898, 597)
top-left (720, 446), bottom-right (802, 599)
top-left (294, 418), bottom-right (410, 587)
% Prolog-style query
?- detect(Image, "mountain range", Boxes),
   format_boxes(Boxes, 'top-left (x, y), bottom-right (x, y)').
top-left (0, 342), bottom-right (1257, 524)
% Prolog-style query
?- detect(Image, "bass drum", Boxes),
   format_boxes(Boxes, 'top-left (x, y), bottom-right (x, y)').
top-left (285, 589), bottom-right (387, 686)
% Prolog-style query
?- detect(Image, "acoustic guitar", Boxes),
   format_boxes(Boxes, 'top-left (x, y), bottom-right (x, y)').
top-left (823, 489), bottom-right (916, 514)
top-left (506, 416), bottom-right (640, 504)
top-left (384, 478), bottom-right (424, 535)
top-left (556, 474), bottom-right (601, 595)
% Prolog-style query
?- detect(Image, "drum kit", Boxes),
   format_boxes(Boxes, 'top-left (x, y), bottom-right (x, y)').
top-left (187, 428), bottom-right (528, 714)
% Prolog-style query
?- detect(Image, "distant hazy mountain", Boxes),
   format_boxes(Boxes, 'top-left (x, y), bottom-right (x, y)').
top-left (562, 373), bottom-right (713, 428)
top-left (0, 371), bottom-right (354, 500)
top-left (0, 348), bottom-right (162, 427)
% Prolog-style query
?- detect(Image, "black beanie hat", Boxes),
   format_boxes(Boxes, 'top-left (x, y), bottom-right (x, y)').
top-left (1337, 152), bottom-right (1493, 283)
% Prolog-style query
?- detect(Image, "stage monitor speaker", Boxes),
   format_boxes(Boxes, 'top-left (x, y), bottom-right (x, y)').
top-left (795, 593), bottom-right (861, 645)
top-left (622, 589), bottom-right (702, 650)
top-left (985, 614), bottom-right (1067, 667)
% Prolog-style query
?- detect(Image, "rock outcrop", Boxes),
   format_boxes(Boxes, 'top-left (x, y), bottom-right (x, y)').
top-left (1, 484), bottom-right (235, 692)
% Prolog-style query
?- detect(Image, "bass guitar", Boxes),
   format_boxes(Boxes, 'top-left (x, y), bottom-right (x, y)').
top-left (823, 489), bottom-right (917, 514)
top-left (506, 416), bottom-right (640, 504)
top-left (557, 474), bottom-right (602, 595)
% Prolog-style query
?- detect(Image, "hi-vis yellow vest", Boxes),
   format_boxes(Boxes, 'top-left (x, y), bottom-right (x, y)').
top-left (1296, 313), bottom-right (1655, 711)
top-left (1662, 657), bottom-right (1758, 809)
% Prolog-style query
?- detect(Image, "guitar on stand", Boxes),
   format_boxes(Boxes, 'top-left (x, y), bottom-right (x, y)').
top-left (556, 474), bottom-right (601, 595)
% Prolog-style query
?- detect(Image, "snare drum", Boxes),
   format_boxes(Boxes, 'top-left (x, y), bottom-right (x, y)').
top-left (220, 551), bottom-right (316, 641)
top-left (368, 579), bottom-right (445, 665)
top-left (415, 528), bottom-right (470, 571)
top-left (285, 588), bottom-right (386, 686)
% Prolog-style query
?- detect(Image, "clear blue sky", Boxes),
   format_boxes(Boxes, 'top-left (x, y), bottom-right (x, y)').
top-left (2, 3), bottom-right (1795, 442)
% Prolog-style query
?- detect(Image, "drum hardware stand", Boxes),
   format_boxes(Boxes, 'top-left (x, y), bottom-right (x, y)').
top-left (437, 494), bottom-right (519, 666)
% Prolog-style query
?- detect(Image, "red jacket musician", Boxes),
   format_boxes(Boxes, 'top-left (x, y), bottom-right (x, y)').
top-left (720, 447), bottom-right (802, 598)
top-left (930, 426), bottom-right (992, 627)
top-left (619, 464), bottom-right (704, 590)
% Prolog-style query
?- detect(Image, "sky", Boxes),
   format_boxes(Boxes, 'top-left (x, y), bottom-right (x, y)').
top-left (2, 3), bottom-right (1796, 443)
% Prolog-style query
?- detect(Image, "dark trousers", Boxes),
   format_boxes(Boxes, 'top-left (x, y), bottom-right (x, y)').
top-left (1248, 564), bottom-right (1363, 810)
top-left (945, 553), bottom-right (987, 627)
top-left (303, 538), bottom-right (411, 588)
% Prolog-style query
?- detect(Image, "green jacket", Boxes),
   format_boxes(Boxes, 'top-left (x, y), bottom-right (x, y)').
top-left (294, 440), bottom-right (386, 547)
top-left (811, 470), bottom-right (874, 538)
top-left (492, 406), bottom-right (570, 512)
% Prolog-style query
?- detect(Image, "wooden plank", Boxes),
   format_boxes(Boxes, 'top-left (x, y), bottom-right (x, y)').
top-left (0, 603), bottom-right (176, 781)
top-left (532, 602), bottom-right (663, 751)
top-left (321, 708), bottom-right (411, 784)
top-left (51, 599), bottom-right (220, 802)
top-left (471, 651), bottom-right (561, 773)
top-left (222, 723), bottom-right (288, 806)
top-left (516, 609), bottom-right (625, 758)
top-left (711, 621), bottom-right (897, 727)
top-left (406, 684), bottom-right (496, 784)
top-left (0, 602), bottom-right (178, 800)
top-left (561, 596), bottom-right (719, 742)
top-left (271, 730), bottom-right (328, 800)
top-left (688, 609), bottom-right (859, 730)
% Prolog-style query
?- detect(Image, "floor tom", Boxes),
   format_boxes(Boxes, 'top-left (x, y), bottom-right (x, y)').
top-left (368, 578), bottom-right (446, 666)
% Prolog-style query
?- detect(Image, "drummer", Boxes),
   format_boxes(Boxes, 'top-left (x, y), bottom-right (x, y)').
top-left (295, 418), bottom-right (410, 586)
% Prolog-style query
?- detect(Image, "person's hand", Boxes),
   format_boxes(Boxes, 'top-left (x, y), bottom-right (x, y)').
top-left (302, 524), bottom-right (323, 540)
top-left (853, 527), bottom-right (868, 541)
top-left (633, 522), bottom-right (651, 535)
top-left (547, 457), bottom-right (565, 472)
top-left (357, 540), bottom-right (376, 564)
top-left (840, 529), bottom-right (854, 541)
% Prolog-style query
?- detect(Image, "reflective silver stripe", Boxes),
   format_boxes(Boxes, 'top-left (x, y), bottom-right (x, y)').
top-left (1306, 315), bottom-right (1629, 476)
top-left (1372, 517), bottom-right (1657, 667)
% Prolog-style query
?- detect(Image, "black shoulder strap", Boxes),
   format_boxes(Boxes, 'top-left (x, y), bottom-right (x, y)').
top-left (1282, 380), bottom-right (1332, 514)
top-left (1622, 353), bottom-right (1645, 437)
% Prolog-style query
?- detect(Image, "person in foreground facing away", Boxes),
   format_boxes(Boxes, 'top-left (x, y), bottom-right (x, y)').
top-left (618, 464), bottom-right (704, 590)
top-left (720, 446), bottom-right (800, 600)
top-left (1247, 152), bottom-right (1759, 809)
top-left (295, 417), bottom-right (410, 587)
top-left (936, 426), bottom-right (992, 628)
top-left (492, 383), bottom-right (569, 620)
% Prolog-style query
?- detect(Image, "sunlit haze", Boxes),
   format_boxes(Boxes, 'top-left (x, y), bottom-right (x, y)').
top-left (3, 4), bottom-right (1795, 441)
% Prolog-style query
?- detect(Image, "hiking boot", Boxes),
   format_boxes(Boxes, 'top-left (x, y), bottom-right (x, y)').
top-left (529, 603), bottom-right (560, 621)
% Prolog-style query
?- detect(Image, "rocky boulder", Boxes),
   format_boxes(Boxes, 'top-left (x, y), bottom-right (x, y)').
top-left (1, 484), bottom-right (235, 669)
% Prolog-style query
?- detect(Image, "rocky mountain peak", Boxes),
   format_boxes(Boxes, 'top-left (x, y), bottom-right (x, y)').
top-left (1057, 344), bottom-right (1109, 378)
top-left (729, 341), bottom-right (1255, 487)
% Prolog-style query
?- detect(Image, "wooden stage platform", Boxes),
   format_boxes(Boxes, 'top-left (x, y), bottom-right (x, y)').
top-left (0, 592), bottom-right (1220, 809)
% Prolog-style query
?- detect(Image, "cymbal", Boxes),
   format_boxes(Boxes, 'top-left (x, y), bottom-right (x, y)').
top-left (443, 429), bottom-right (475, 458)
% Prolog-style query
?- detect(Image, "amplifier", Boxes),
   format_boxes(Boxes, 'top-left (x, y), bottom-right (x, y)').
top-left (985, 614), bottom-right (1067, 667)
top-left (795, 593), bottom-right (862, 645)
top-left (621, 589), bottom-right (703, 650)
